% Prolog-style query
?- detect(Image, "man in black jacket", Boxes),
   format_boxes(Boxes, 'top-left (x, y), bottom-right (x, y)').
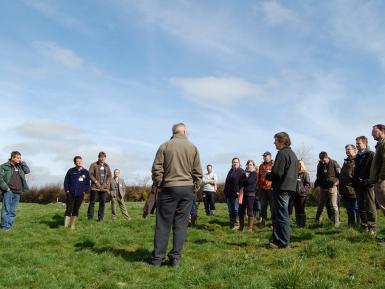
top-left (266, 132), bottom-right (298, 249)
top-left (354, 136), bottom-right (376, 234)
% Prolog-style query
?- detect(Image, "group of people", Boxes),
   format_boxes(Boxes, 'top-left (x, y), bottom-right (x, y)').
top-left (1, 122), bottom-right (385, 268)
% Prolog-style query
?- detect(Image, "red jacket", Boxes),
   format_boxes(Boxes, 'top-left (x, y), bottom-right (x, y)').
top-left (258, 161), bottom-right (273, 190)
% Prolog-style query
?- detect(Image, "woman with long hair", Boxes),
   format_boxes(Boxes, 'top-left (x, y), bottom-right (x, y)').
top-left (294, 160), bottom-right (311, 227)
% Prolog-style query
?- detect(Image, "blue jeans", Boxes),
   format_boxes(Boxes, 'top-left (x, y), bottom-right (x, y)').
top-left (253, 198), bottom-right (261, 217)
top-left (1, 191), bottom-right (21, 229)
top-left (344, 197), bottom-right (359, 226)
top-left (226, 196), bottom-right (239, 218)
top-left (271, 190), bottom-right (291, 247)
top-left (190, 194), bottom-right (198, 216)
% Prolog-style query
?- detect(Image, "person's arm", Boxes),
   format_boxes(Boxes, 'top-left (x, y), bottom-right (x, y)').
top-left (89, 164), bottom-right (98, 185)
top-left (105, 165), bottom-right (112, 186)
top-left (20, 161), bottom-right (30, 174)
top-left (151, 145), bottom-right (165, 187)
top-left (192, 148), bottom-right (203, 193)
top-left (64, 169), bottom-right (70, 193)
top-left (84, 170), bottom-right (91, 193)
top-left (266, 152), bottom-right (284, 183)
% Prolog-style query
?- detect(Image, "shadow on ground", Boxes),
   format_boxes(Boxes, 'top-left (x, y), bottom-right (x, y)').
top-left (39, 213), bottom-right (63, 229)
top-left (74, 240), bottom-right (151, 262)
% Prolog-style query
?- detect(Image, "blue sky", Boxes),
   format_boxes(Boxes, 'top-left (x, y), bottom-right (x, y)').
top-left (1, 0), bottom-right (384, 186)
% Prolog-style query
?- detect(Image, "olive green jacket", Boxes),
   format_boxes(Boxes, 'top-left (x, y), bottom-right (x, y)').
top-left (152, 135), bottom-right (202, 192)
top-left (89, 162), bottom-right (112, 192)
top-left (339, 157), bottom-right (356, 198)
top-left (370, 139), bottom-right (385, 183)
top-left (0, 161), bottom-right (30, 193)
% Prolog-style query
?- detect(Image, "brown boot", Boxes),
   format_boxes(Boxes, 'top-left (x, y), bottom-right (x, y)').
top-left (238, 217), bottom-right (244, 231)
top-left (247, 217), bottom-right (254, 232)
top-left (258, 218), bottom-right (266, 229)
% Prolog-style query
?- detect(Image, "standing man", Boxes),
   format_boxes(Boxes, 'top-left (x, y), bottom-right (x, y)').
top-left (265, 132), bottom-right (298, 249)
top-left (87, 152), bottom-right (112, 222)
top-left (149, 123), bottom-right (202, 267)
top-left (0, 151), bottom-right (30, 231)
top-left (64, 156), bottom-right (91, 229)
top-left (202, 164), bottom-right (218, 216)
top-left (354, 136), bottom-right (376, 234)
top-left (370, 124), bottom-right (385, 218)
top-left (110, 169), bottom-right (131, 221)
top-left (258, 151), bottom-right (274, 229)
top-left (314, 152), bottom-right (341, 227)
top-left (340, 145), bottom-right (359, 226)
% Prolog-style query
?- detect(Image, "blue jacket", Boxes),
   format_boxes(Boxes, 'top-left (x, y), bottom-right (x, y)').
top-left (224, 168), bottom-right (244, 198)
top-left (239, 170), bottom-right (257, 196)
top-left (64, 167), bottom-right (91, 197)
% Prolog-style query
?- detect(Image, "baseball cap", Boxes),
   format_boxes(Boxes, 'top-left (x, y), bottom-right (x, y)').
top-left (262, 151), bottom-right (271, 156)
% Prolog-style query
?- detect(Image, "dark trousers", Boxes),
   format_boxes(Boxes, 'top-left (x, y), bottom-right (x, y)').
top-left (356, 185), bottom-right (376, 230)
top-left (238, 195), bottom-right (256, 218)
top-left (343, 197), bottom-right (359, 226)
top-left (203, 191), bottom-right (216, 214)
top-left (87, 190), bottom-right (107, 220)
top-left (260, 189), bottom-right (273, 220)
top-left (65, 193), bottom-right (84, 217)
top-left (150, 186), bottom-right (193, 265)
top-left (271, 190), bottom-right (291, 247)
top-left (253, 198), bottom-right (261, 218)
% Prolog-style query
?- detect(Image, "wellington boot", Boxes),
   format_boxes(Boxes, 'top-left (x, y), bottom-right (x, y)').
top-left (258, 218), bottom-right (266, 229)
top-left (70, 216), bottom-right (77, 230)
top-left (232, 217), bottom-right (240, 230)
top-left (247, 217), bottom-right (254, 232)
top-left (64, 216), bottom-right (71, 228)
top-left (238, 217), bottom-right (244, 231)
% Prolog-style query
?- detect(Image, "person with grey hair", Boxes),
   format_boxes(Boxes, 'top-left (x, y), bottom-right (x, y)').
top-left (110, 169), bottom-right (131, 221)
top-left (340, 144), bottom-right (359, 226)
top-left (0, 151), bottom-right (30, 231)
top-left (149, 123), bottom-right (202, 267)
top-left (265, 132), bottom-right (298, 248)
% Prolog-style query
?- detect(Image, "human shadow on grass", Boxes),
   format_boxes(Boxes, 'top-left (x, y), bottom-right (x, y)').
top-left (190, 223), bottom-right (215, 231)
top-left (74, 240), bottom-right (151, 262)
top-left (290, 232), bottom-right (313, 242)
top-left (207, 219), bottom-right (229, 227)
top-left (39, 213), bottom-right (63, 229)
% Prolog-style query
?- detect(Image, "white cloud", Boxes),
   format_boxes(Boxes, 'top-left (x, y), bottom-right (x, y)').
top-left (33, 41), bottom-right (84, 69)
top-left (260, 0), bottom-right (299, 26)
top-left (170, 76), bottom-right (264, 106)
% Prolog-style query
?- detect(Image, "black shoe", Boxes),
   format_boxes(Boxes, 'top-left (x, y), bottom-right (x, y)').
top-left (169, 258), bottom-right (179, 268)
top-left (147, 258), bottom-right (161, 267)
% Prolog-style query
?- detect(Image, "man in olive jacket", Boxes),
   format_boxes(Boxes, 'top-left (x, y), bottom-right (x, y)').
top-left (314, 151), bottom-right (341, 227)
top-left (87, 152), bottom-right (112, 221)
top-left (265, 132), bottom-right (298, 249)
top-left (0, 151), bottom-right (30, 231)
top-left (149, 123), bottom-right (202, 267)
top-left (370, 124), bottom-right (385, 217)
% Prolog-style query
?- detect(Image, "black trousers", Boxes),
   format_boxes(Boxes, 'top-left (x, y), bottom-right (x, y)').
top-left (87, 190), bottom-right (107, 220)
top-left (203, 190), bottom-right (216, 214)
top-left (150, 186), bottom-right (193, 265)
top-left (65, 193), bottom-right (84, 217)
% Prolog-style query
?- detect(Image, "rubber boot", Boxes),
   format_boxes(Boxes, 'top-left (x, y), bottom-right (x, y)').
top-left (191, 215), bottom-right (198, 226)
top-left (247, 217), bottom-right (254, 232)
top-left (233, 216), bottom-right (240, 230)
top-left (238, 217), bottom-right (244, 231)
top-left (296, 214), bottom-right (306, 228)
top-left (210, 210), bottom-right (215, 216)
top-left (64, 216), bottom-right (71, 228)
top-left (70, 216), bottom-right (77, 230)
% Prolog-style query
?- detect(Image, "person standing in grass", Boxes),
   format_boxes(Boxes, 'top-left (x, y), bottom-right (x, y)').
top-left (314, 152), bottom-right (341, 227)
top-left (266, 132), bottom-right (298, 249)
top-left (238, 160), bottom-right (258, 232)
top-left (353, 136), bottom-right (376, 234)
top-left (340, 144), bottom-right (359, 227)
top-left (64, 156), bottom-right (90, 229)
top-left (149, 123), bottom-right (202, 267)
top-left (109, 169), bottom-right (131, 221)
top-left (370, 124), bottom-right (385, 222)
top-left (202, 164), bottom-right (218, 216)
top-left (292, 160), bottom-right (311, 228)
top-left (224, 157), bottom-right (244, 230)
top-left (257, 151), bottom-right (274, 229)
top-left (87, 152), bottom-right (112, 222)
top-left (0, 151), bottom-right (30, 231)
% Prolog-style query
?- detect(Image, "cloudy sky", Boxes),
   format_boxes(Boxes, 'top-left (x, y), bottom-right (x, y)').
top-left (1, 0), bottom-right (384, 186)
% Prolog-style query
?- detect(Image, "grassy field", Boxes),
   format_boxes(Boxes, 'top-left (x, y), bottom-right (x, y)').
top-left (0, 202), bottom-right (385, 289)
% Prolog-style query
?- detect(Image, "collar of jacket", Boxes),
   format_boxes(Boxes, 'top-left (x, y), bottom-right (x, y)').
top-left (172, 135), bottom-right (187, 139)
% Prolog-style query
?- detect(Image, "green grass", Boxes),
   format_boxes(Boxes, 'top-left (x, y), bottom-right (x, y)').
top-left (1, 202), bottom-right (385, 289)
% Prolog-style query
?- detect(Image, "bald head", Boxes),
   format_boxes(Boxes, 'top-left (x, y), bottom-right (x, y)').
top-left (172, 123), bottom-right (187, 136)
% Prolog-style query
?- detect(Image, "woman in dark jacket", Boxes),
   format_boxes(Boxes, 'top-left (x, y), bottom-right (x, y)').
top-left (293, 160), bottom-right (311, 227)
top-left (224, 157), bottom-right (244, 230)
top-left (238, 160), bottom-right (258, 232)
